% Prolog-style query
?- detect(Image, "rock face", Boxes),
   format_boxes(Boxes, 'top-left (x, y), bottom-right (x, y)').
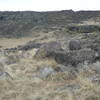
top-left (55, 49), bottom-right (96, 66)
top-left (35, 41), bottom-right (97, 66)
top-left (68, 49), bottom-right (96, 66)
top-left (69, 40), bottom-right (81, 50)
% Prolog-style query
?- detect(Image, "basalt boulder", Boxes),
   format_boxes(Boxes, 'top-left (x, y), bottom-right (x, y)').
top-left (55, 49), bottom-right (97, 66)
top-left (69, 40), bottom-right (81, 50)
top-left (18, 42), bottom-right (42, 51)
top-left (34, 41), bottom-right (63, 59)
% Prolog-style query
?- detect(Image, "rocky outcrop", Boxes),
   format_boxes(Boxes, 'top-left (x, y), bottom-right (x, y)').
top-left (35, 40), bottom-right (98, 66)
top-left (55, 49), bottom-right (97, 66)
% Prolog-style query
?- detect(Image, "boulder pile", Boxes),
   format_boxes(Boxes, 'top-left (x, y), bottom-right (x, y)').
top-left (35, 37), bottom-right (100, 67)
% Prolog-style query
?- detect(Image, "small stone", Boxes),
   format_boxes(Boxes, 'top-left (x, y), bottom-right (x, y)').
top-left (37, 67), bottom-right (54, 79)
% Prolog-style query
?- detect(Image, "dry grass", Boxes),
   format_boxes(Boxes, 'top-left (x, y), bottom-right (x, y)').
top-left (0, 37), bottom-right (35, 49)
top-left (0, 58), bottom-right (100, 100)
top-left (0, 38), bottom-right (100, 100)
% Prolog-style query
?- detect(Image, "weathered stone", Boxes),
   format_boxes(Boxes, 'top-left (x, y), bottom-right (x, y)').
top-left (68, 49), bottom-right (96, 66)
top-left (35, 41), bottom-right (97, 66)
top-left (69, 40), bottom-right (81, 50)
top-left (35, 41), bottom-right (63, 59)
top-left (54, 49), bottom-right (96, 66)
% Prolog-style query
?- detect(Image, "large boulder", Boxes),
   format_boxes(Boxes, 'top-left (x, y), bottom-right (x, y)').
top-left (68, 49), bottom-right (96, 66)
top-left (55, 49), bottom-right (97, 66)
top-left (69, 40), bottom-right (81, 50)
top-left (34, 41), bottom-right (63, 59)
top-left (82, 37), bottom-right (100, 60)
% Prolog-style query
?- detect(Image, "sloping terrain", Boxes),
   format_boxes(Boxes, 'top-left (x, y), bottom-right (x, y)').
top-left (0, 10), bottom-right (100, 37)
top-left (0, 10), bottom-right (100, 100)
top-left (0, 33), bottom-right (100, 100)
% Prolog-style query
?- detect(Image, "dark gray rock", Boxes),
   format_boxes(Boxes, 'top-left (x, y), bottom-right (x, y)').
top-left (68, 49), bottom-right (96, 66)
top-left (35, 41), bottom-right (97, 66)
top-left (4, 47), bottom-right (17, 53)
top-left (69, 40), bottom-right (81, 50)
top-left (35, 41), bottom-right (63, 59)
top-left (79, 36), bottom-right (100, 52)
top-left (80, 39), bottom-right (94, 49)
top-left (53, 49), bottom-right (97, 66)
top-left (83, 38), bottom-right (100, 61)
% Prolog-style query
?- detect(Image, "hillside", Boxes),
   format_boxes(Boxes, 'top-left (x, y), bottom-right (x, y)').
top-left (0, 10), bottom-right (100, 100)
top-left (0, 10), bottom-right (100, 37)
